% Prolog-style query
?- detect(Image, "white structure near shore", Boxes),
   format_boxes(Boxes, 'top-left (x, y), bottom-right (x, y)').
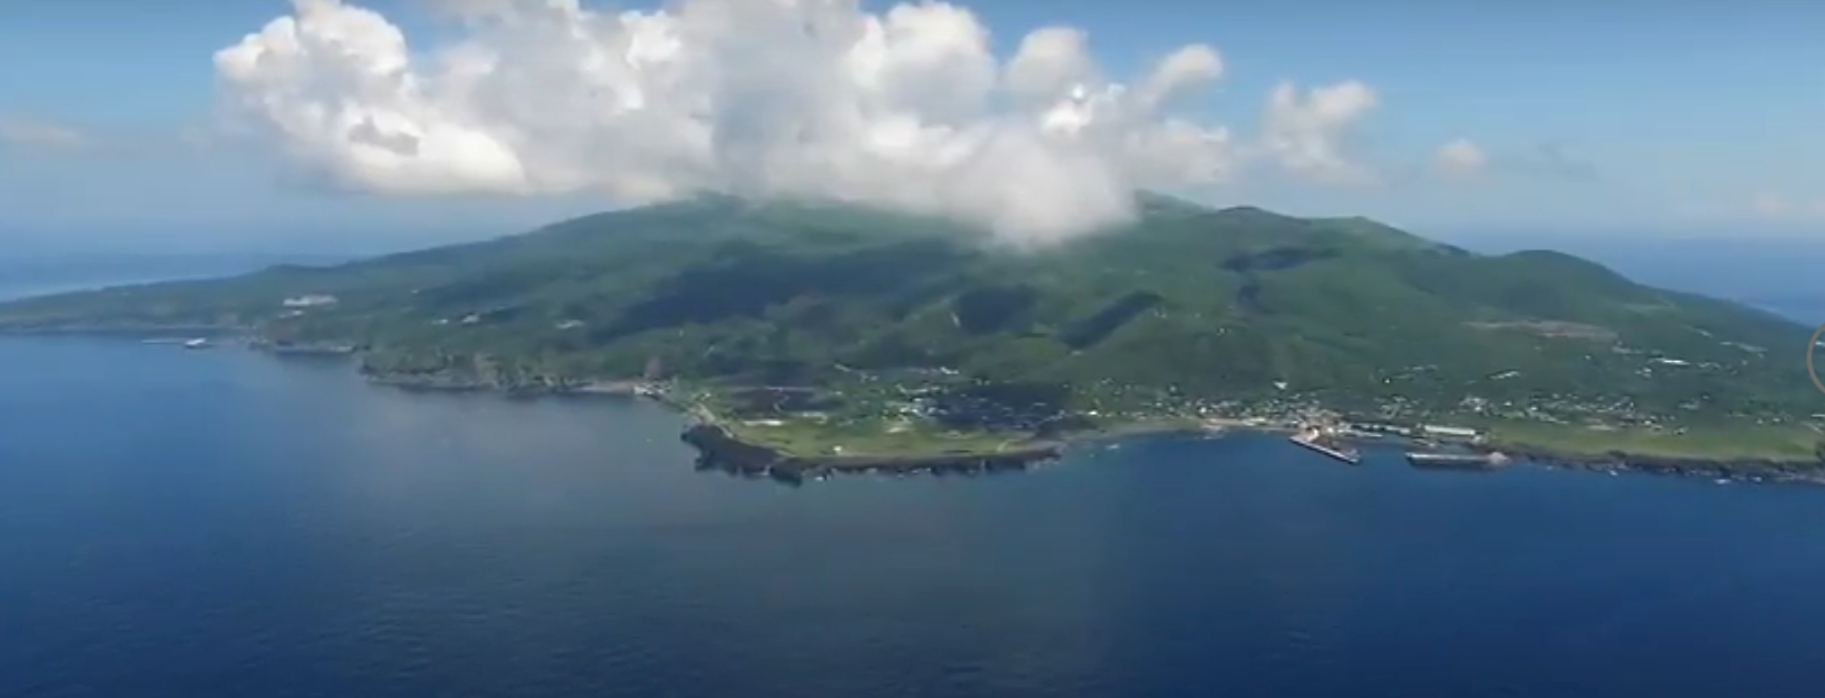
top-left (282, 294), bottom-right (338, 308)
top-left (1420, 424), bottom-right (1482, 441)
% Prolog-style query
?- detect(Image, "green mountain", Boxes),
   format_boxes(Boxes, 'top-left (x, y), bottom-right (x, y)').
top-left (1, 194), bottom-right (1815, 438)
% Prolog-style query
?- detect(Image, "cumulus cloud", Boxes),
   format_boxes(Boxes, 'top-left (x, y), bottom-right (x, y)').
top-left (1418, 139), bottom-right (1597, 184)
top-left (0, 114), bottom-right (91, 150)
top-left (1431, 137), bottom-right (1485, 179)
top-left (1258, 80), bottom-right (1379, 186)
top-left (214, 0), bottom-right (1376, 242)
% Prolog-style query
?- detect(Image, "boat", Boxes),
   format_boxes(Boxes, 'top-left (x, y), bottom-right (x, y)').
top-left (1405, 450), bottom-right (1504, 471)
top-left (182, 338), bottom-right (211, 349)
top-left (1289, 428), bottom-right (1362, 465)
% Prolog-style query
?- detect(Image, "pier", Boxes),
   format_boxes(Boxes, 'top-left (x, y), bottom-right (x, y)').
top-left (1289, 426), bottom-right (1362, 465)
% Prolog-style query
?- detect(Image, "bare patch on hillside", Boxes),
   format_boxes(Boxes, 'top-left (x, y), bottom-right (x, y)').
top-left (1620, 301), bottom-right (1676, 314)
top-left (1466, 320), bottom-right (1618, 342)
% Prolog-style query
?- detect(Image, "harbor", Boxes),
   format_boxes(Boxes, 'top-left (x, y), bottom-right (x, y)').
top-left (1288, 425), bottom-right (1362, 465)
top-left (1284, 417), bottom-right (1515, 471)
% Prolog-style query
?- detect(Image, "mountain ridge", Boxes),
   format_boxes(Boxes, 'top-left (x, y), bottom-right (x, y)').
top-left (0, 195), bottom-right (1814, 448)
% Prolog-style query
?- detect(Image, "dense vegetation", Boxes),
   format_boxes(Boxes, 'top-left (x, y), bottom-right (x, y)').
top-left (0, 193), bottom-right (1814, 430)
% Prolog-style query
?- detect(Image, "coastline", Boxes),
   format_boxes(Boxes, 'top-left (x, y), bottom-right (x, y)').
top-left (679, 422), bottom-right (1062, 485)
top-left (6, 327), bottom-right (1822, 485)
top-left (666, 415), bottom-right (1825, 487)
top-left (0, 324), bottom-right (242, 338)
top-left (1471, 441), bottom-right (1825, 484)
top-left (368, 364), bottom-right (1825, 485)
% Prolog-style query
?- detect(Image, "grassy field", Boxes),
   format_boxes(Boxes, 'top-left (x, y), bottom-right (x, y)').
top-left (721, 417), bottom-right (1028, 458)
top-left (1485, 420), bottom-right (1824, 462)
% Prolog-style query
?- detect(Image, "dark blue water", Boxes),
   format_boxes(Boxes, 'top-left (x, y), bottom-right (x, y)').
top-left (7, 337), bottom-right (1825, 698)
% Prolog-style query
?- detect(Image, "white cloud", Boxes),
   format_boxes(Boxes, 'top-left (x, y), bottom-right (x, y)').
top-left (0, 114), bottom-right (90, 150)
top-left (214, 0), bottom-right (1376, 243)
top-left (1431, 137), bottom-right (1485, 179)
top-left (1745, 191), bottom-right (1825, 221)
top-left (1258, 80), bottom-right (1379, 186)
top-left (1752, 191), bottom-right (1790, 216)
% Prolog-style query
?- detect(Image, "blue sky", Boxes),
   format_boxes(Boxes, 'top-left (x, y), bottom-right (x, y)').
top-left (1, 0), bottom-right (1821, 253)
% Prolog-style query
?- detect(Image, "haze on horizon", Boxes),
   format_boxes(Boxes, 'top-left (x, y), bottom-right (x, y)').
top-left (0, 0), bottom-right (1820, 250)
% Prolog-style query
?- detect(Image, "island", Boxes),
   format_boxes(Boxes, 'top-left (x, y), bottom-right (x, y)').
top-left (3, 192), bottom-right (1822, 483)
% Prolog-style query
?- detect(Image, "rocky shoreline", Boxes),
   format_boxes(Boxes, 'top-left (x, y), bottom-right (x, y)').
top-left (677, 419), bottom-right (1825, 487)
top-left (679, 422), bottom-right (1062, 485)
top-left (1479, 443), bottom-right (1825, 484)
top-left (10, 327), bottom-right (1823, 486)
top-left (359, 371), bottom-right (655, 400)
top-left (249, 339), bottom-right (359, 357)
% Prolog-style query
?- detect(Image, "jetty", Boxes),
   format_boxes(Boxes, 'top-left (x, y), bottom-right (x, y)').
top-left (1289, 426), bottom-right (1362, 465)
top-left (1406, 450), bottom-right (1509, 471)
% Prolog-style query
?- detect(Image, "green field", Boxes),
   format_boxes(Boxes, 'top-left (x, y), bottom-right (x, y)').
top-left (721, 417), bottom-right (1027, 459)
top-left (1485, 420), bottom-right (1825, 462)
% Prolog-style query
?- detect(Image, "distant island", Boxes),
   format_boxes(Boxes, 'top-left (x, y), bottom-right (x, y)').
top-left (3, 193), bottom-right (1822, 483)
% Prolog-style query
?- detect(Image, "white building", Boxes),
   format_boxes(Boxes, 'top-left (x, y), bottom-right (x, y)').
top-left (1420, 424), bottom-right (1481, 439)
top-left (282, 294), bottom-right (339, 308)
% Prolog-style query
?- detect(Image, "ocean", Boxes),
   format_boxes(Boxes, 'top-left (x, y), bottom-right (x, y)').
top-left (6, 336), bottom-right (1825, 697)
top-left (6, 257), bottom-right (1825, 698)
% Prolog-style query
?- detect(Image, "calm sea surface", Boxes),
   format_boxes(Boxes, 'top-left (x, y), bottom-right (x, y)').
top-left (6, 335), bottom-right (1825, 698)
top-left (7, 263), bottom-right (1825, 698)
